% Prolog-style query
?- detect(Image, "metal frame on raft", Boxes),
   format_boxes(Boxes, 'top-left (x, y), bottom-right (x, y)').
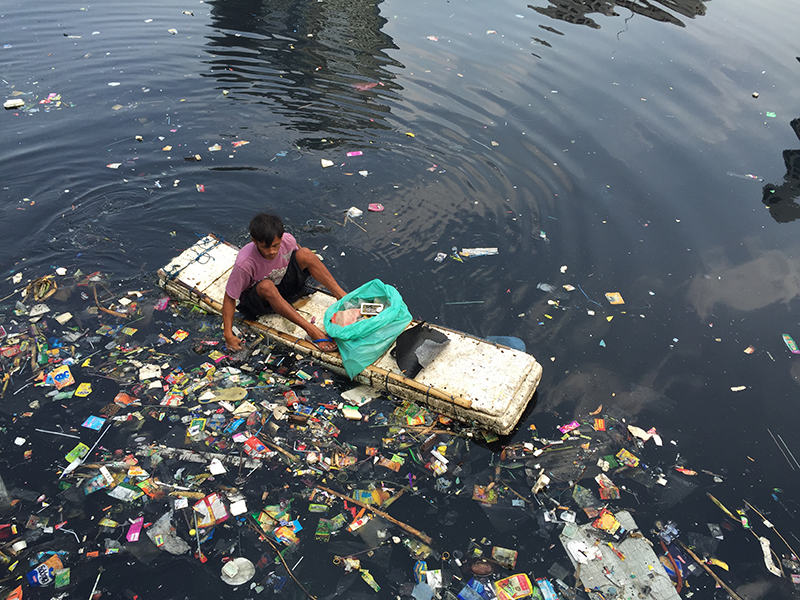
top-left (158, 234), bottom-right (543, 435)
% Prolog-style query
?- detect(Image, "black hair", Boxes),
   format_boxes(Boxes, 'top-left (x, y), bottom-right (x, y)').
top-left (249, 213), bottom-right (285, 244)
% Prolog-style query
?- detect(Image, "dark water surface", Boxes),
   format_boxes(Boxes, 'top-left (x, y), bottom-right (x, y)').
top-left (3, 0), bottom-right (800, 598)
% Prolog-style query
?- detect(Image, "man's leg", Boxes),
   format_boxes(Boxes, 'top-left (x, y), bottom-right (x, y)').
top-left (254, 278), bottom-right (336, 352)
top-left (294, 247), bottom-right (346, 300)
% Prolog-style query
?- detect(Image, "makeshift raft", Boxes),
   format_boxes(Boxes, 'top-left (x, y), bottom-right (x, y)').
top-left (158, 234), bottom-right (542, 435)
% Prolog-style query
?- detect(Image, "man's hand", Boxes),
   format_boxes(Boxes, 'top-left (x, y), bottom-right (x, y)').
top-left (224, 331), bottom-right (243, 352)
top-left (222, 292), bottom-right (243, 351)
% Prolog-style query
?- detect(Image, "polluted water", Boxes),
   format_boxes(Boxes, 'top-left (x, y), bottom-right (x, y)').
top-left (0, 265), bottom-right (798, 600)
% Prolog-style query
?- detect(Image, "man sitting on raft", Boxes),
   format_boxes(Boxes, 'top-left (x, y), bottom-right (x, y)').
top-left (222, 212), bottom-right (346, 352)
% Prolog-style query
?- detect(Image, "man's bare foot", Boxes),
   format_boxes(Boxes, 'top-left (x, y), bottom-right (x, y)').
top-left (305, 324), bottom-right (336, 352)
top-left (309, 336), bottom-right (337, 353)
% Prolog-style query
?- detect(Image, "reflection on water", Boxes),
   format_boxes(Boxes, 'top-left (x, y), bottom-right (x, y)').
top-left (529, 0), bottom-right (707, 30)
top-left (688, 245), bottom-right (800, 317)
top-left (204, 0), bottom-right (403, 147)
top-left (2, 0), bottom-right (800, 595)
top-left (763, 118), bottom-right (800, 223)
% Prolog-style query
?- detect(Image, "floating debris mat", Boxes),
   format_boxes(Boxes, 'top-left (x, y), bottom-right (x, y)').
top-left (559, 509), bottom-right (682, 600)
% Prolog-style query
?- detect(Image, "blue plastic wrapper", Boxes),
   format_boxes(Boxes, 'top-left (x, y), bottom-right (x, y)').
top-left (26, 562), bottom-right (55, 587)
top-left (458, 579), bottom-right (489, 600)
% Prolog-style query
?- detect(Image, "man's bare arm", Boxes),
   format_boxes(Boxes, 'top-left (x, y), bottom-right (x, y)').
top-left (222, 293), bottom-right (243, 351)
top-left (295, 247), bottom-right (346, 299)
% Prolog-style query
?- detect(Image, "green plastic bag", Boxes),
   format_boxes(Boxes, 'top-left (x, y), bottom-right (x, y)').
top-left (324, 279), bottom-right (412, 379)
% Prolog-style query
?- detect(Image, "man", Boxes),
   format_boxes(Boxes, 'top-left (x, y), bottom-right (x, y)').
top-left (222, 213), bottom-right (346, 352)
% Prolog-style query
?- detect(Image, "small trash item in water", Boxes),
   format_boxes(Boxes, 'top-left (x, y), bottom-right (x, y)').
top-left (434, 252), bottom-right (447, 263)
top-left (74, 382), bottom-right (93, 397)
top-left (4, 99), bottom-right (25, 109)
top-left (469, 561), bottom-right (493, 577)
top-left (731, 385), bottom-right (747, 392)
top-left (727, 171), bottom-right (764, 182)
top-left (494, 573), bottom-right (533, 600)
top-left (194, 493), bottom-right (229, 527)
top-left (592, 509), bottom-right (622, 535)
top-left (413, 560), bottom-right (427, 583)
top-left (208, 458), bottom-right (226, 475)
top-left (368, 203), bottom-right (384, 212)
top-left (208, 143), bottom-right (221, 151)
top-left (596, 473), bottom-right (620, 500)
top-left (29, 303), bottom-right (51, 317)
top-left (347, 150), bottom-right (363, 157)
top-left (106, 163), bottom-right (122, 169)
top-left (114, 391), bottom-right (137, 406)
top-left (491, 547), bottom-right (518, 569)
top-left (605, 292), bottom-right (624, 304)
top-left (782, 334), bottom-right (800, 354)
top-left (168, 28), bottom-right (178, 34)
top-left (744, 345), bottom-right (755, 354)
top-left (27, 275), bottom-right (57, 300)
top-left (341, 406), bottom-right (362, 420)
top-left (321, 159), bottom-right (334, 168)
top-left (537, 283), bottom-right (555, 292)
top-left (26, 554), bottom-right (63, 587)
top-left (361, 570), bottom-right (380, 592)
top-left (346, 206), bottom-right (363, 218)
top-left (616, 448), bottom-right (639, 467)
top-left (558, 420), bottom-right (580, 434)
top-left (54, 569), bottom-right (70, 588)
top-left (49, 365), bottom-right (75, 389)
top-left (54, 312), bottom-right (73, 324)
top-left (460, 247), bottom-right (498, 258)
top-left (82, 416), bottom-right (105, 430)
top-left (126, 516), bottom-right (144, 542)
top-left (138, 364), bottom-right (162, 381)
top-left (472, 485), bottom-right (498, 504)
top-left (220, 558), bottom-right (256, 585)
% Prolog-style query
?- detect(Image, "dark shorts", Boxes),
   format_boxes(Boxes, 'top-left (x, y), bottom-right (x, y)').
top-left (237, 250), bottom-right (310, 319)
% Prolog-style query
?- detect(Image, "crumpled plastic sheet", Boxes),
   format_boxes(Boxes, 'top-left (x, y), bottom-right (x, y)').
top-left (147, 511), bottom-right (190, 555)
